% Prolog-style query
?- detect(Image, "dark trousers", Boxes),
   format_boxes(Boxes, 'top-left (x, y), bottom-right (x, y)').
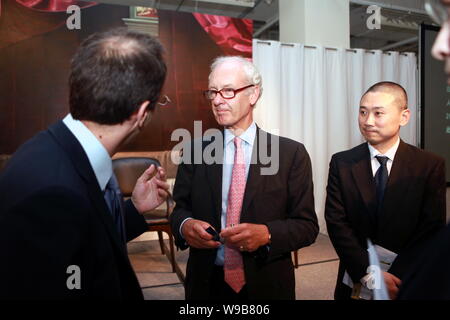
top-left (210, 265), bottom-right (248, 301)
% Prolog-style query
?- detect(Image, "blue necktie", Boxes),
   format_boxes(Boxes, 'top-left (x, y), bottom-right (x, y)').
top-left (374, 156), bottom-right (389, 208)
top-left (104, 174), bottom-right (127, 245)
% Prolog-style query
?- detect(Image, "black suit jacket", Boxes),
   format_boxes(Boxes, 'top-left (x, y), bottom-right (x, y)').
top-left (397, 222), bottom-right (450, 300)
top-left (170, 127), bottom-right (319, 300)
top-left (325, 140), bottom-right (446, 299)
top-left (0, 121), bottom-right (148, 299)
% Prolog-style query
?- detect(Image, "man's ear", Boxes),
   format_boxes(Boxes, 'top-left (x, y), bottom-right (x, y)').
top-left (136, 101), bottom-right (152, 128)
top-left (400, 108), bottom-right (411, 127)
top-left (249, 85), bottom-right (261, 106)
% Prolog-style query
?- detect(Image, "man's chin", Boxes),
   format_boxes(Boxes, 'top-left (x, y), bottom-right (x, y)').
top-left (364, 137), bottom-right (380, 146)
top-left (215, 117), bottom-right (231, 127)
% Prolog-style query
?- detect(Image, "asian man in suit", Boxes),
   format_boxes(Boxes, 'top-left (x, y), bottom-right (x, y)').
top-left (325, 81), bottom-right (446, 300)
top-left (0, 28), bottom-right (169, 299)
top-left (170, 56), bottom-right (319, 300)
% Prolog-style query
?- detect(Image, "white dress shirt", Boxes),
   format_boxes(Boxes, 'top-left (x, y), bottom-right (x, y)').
top-left (62, 113), bottom-right (112, 191)
top-left (367, 138), bottom-right (400, 177)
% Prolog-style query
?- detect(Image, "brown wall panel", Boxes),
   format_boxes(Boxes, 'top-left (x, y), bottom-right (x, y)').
top-left (0, 5), bottom-right (234, 154)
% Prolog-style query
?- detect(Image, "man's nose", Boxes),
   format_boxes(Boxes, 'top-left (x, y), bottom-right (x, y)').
top-left (432, 22), bottom-right (450, 60)
top-left (365, 113), bottom-right (375, 126)
top-left (213, 92), bottom-right (225, 105)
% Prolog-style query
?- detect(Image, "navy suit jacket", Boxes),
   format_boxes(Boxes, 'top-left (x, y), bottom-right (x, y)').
top-left (0, 120), bottom-right (147, 299)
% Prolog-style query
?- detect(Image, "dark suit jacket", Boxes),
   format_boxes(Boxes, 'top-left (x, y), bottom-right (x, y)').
top-left (170, 127), bottom-right (319, 300)
top-left (325, 140), bottom-right (446, 300)
top-left (397, 222), bottom-right (450, 300)
top-left (0, 120), bottom-right (148, 299)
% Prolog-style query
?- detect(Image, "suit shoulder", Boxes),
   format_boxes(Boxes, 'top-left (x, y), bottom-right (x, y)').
top-left (0, 130), bottom-right (84, 195)
top-left (402, 142), bottom-right (445, 165)
top-left (264, 132), bottom-right (307, 152)
top-left (330, 143), bottom-right (367, 163)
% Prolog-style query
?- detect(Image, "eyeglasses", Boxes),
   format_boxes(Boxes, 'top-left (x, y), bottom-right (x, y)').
top-left (203, 84), bottom-right (254, 100)
top-left (157, 95), bottom-right (171, 106)
top-left (425, 0), bottom-right (449, 26)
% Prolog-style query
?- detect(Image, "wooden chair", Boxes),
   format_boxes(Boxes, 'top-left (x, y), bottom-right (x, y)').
top-left (112, 157), bottom-right (177, 274)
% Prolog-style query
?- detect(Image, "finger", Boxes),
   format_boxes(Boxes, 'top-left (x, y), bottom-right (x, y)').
top-left (226, 232), bottom-right (247, 244)
top-left (202, 240), bottom-right (221, 248)
top-left (157, 189), bottom-right (168, 199)
top-left (137, 164), bottom-right (156, 183)
top-left (194, 224), bottom-right (214, 241)
top-left (157, 167), bottom-right (167, 181)
top-left (155, 179), bottom-right (170, 190)
top-left (220, 224), bottom-right (244, 238)
top-left (390, 287), bottom-right (399, 299)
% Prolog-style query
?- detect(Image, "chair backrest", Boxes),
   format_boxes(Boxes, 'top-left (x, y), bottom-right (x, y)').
top-left (113, 151), bottom-right (179, 179)
top-left (112, 157), bottom-right (161, 197)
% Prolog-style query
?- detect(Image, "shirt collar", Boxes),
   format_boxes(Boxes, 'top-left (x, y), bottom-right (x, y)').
top-left (368, 137), bottom-right (400, 162)
top-left (224, 122), bottom-right (257, 147)
top-left (62, 114), bottom-right (112, 191)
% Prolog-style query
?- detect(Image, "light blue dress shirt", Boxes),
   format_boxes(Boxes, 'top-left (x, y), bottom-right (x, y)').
top-left (62, 113), bottom-right (112, 191)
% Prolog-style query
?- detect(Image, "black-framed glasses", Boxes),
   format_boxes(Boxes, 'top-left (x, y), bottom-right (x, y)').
top-left (203, 84), bottom-right (254, 100)
top-left (425, 0), bottom-right (448, 26)
top-left (157, 95), bottom-right (171, 106)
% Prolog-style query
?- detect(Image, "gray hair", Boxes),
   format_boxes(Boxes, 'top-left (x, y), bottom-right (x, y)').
top-left (209, 56), bottom-right (263, 95)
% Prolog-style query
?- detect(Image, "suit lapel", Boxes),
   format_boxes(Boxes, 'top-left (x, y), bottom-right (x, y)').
top-left (351, 144), bottom-right (378, 223)
top-left (241, 127), bottom-right (265, 221)
top-left (48, 121), bottom-right (128, 257)
top-left (204, 134), bottom-right (223, 229)
top-left (378, 140), bottom-right (412, 228)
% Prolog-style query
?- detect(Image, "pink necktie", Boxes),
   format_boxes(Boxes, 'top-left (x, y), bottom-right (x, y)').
top-left (224, 137), bottom-right (246, 293)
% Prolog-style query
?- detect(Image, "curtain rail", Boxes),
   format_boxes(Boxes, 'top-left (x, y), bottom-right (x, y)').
top-left (255, 40), bottom-right (411, 56)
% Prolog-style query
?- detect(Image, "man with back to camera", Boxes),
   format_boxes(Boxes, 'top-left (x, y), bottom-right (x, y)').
top-left (0, 28), bottom-right (169, 299)
top-left (396, 0), bottom-right (450, 299)
top-left (170, 56), bottom-right (319, 300)
top-left (325, 81), bottom-right (446, 300)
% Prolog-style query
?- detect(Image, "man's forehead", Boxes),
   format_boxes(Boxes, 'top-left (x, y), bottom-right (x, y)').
top-left (209, 64), bottom-right (246, 86)
top-left (361, 91), bottom-right (396, 104)
top-left (362, 90), bottom-right (395, 99)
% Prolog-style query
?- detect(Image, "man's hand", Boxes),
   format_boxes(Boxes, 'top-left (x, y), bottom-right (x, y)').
top-left (220, 223), bottom-right (270, 252)
top-left (383, 271), bottom-right (401, 299)
top-left (182, 219), bottom-right (221, 249)
top-left (131, 164), bottom-right (170, 214)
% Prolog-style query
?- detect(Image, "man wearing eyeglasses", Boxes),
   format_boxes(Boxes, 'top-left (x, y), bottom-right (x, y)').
top-left (170, 56), bottom-right (319, 300)
top-left (396, 0), bottom-right (450, 300)
top-left (0, 28), bottom-right (169, 299)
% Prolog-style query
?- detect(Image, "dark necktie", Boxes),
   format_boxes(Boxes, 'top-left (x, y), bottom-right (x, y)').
top-left (104, 173), bottom-right (127, 245)
top-left (374, 155), bottom-right (389, 208)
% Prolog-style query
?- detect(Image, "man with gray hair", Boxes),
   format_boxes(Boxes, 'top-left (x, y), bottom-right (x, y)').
top-left (170, 56), bottom-right (318, 300)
